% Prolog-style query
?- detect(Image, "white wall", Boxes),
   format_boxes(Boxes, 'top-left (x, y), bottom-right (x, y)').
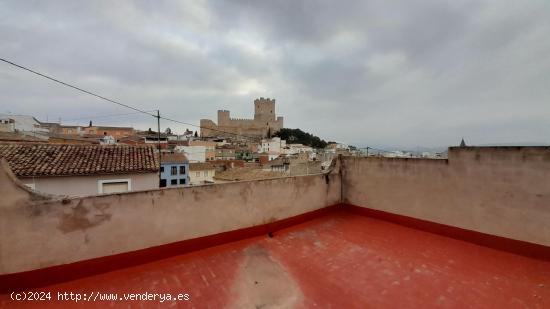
top-left (176, 145), bottom-right (206, 162)
top-left (189, 168), bottom-right (216, 185)
top-left (0, 114), bottom-right (49, 134)
top-left (20, 173), bottom-right (158, 197)
top-left (260, 137), bottom-right (285, 154)
top-left (342, 147), bottom-right (550, 246)
top-left (0, 160), bottom-right (342, 274)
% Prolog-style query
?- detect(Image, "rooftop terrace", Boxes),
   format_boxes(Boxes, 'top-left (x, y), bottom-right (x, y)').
top-left (1, 146), bottom-right (549, 308)
top-left (1, 209), bottom-right (548, 308)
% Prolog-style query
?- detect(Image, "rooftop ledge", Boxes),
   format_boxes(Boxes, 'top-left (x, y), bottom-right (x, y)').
top-left (0, 146), bottom-right (549, 307)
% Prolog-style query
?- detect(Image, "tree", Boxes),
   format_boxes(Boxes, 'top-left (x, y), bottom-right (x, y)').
top-left (274, 128), bottom-right (328, 148)
top-left (194, 131), bottom-right (198, 137)
top-left (165, 127), bottom-right (172, 135)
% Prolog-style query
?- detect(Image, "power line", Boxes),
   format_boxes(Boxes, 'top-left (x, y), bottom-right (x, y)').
top-left (0, 58), bottom-right (155, 117)
top-left (160, 116), bottom-right (261, 142)
top-left (358, 146), bottom-right (393, 154)
top-left (0, 57), bottom-right (263, 142)
top-left (62, 110), bottom-right (158, 122)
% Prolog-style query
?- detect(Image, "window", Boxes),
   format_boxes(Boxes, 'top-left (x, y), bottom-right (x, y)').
top-left (170, 179), bottom-right (177, 185)
top-left (204, 171), bottom-right (208, 177)
top-left (171, 166), bottom-right (177, 175)
top-left (160, 166), bottom-right (164, 173)
top-left (159, 179), bottom-right (167, 188)
top-left (196, 171), bottom-right (200, 177)
top-left (179, 178), bottom-right (186, 185)
top-left (180, 166), bottom-right (186, 174)
top-left (98, 179), bottom-right (131, 194)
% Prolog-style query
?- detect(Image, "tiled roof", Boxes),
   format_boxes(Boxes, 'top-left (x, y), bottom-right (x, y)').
top-left (161, 153), bottom-right (188, 164)
top-left (90, 126), bottom-right (134, 130)
top-left (0, 132), bottom-right (48, 143)
top-left (214, 167), bottom-right (284, 181)
top-left (189, 162), bottom-right (215, 171)
top-left (0, 144), bottom-right (159, 177)
top-left (48, 134), bottom-right (100, 144)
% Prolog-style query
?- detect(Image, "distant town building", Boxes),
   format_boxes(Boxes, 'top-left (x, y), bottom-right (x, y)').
top-left (134, 131), bottom-right (169, 149)
top-left (0, 118), bottom-right (15, 132)
top-left (215, 145), bottom-right (237, 160)
top-left (186, 140), bottom-right (217, 161)
top-left (200, 97), bottom-right (284, 138)
top-left (258, 152), bottom-right (280, 164)
top-left (82, 125), bottom-right (134, 138)
top-left (175, 145), bottom-right (206, 163)
top-left (99, 135), bottom-right (117, 145)
top-left (0, 131), bottom-right (48, 144)
top-left (41, 121), bottom-right (134, 139)
top-left (160, 153), bottom-right (189, 188)
top-left (48, 134), bottom-right (100, 145)
top-left (260, 137), bottom-right (286, 154)
top-left (327, 143), bottom-right (349, 151)
top-left (189, 163), bottom-right (215, 185)
top-left (383, 150), bottom-right (414, 158)
top-left (282, 143), bottom-right (313, 156)
top-left (208, 159), bottom-right (246, 172)
top-left (235, 149), bottom-right (259, 162)
top-left (214, 167), bottom-right (284, 182)
top-left (0, 144), bottom-right (158, 196)
top-left (0, 114), bottom-right (49, 138)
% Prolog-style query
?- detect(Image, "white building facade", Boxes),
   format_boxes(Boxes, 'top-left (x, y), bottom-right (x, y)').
top-left (175, 145), bottom-right (206, 163)
top-left (260, 137), bottom-right (286, 154)
top-left (189, 163), bottom-right (216, 185)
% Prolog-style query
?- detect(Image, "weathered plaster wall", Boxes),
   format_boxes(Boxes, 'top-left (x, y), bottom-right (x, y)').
top-left (0, 160), bottom-right (341, 274)
top-left (3, 146), bottom-right (549, 275)
top-left (19, 173), bottom-right (158, 197)
top-left (342, 147), bottom-right (550, 246)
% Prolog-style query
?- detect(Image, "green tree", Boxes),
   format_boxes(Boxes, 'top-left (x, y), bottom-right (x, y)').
top-left (274, 128), bottom-right (328, 148)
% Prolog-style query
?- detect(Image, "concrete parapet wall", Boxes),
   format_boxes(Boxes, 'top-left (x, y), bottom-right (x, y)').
top-left (342, 147), bottom-right (550, 246)
top-left (2, 146), bottom-right (549, 276)
top-left (0, 159), bottom-right (341, 274)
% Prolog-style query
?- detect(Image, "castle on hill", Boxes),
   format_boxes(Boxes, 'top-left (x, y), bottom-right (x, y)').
top-left (200, 97), bottom-right (284, 139)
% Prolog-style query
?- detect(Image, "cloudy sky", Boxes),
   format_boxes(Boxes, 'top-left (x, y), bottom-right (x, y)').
top-left (1, 0), bottom-right (549, 148)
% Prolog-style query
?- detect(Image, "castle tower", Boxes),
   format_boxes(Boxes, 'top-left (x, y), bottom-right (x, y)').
top-left (254, 97), bottom-right (276, 122)
top-left (217, 110), bottom-right (230, 126)
top-left (201, 97), bottom-right (283, 138)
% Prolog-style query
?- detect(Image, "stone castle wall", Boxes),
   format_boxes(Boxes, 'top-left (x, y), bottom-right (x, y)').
top-left (200, 97), bottom-right (283, 139)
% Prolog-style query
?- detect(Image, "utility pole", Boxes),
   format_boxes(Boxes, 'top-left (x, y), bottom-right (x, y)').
top-left (157, 110), bottom-right (161, 186)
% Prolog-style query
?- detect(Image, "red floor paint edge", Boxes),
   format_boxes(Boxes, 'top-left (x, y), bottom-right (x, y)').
top-left (3, 203), bottom-right (548, 293)
top-left (0, 205), bottom-right (343, 293)
top-left (343, 203), bottom-right (550, 261)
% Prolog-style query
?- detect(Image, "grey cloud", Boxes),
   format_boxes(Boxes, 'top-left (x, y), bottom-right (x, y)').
top-left (0, 0), bottom-right (549, 147)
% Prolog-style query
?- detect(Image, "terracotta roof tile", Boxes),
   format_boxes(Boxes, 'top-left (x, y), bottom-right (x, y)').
top-left (189, 162), bottom-right (215, 171)
top-left (0, 144), bottom-right (159, 177)
top-left (161, 153), bottom-right (188, 163)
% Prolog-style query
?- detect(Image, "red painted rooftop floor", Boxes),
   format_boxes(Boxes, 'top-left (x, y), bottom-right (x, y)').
top-left (2, 210), bottom-right (549, 308)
